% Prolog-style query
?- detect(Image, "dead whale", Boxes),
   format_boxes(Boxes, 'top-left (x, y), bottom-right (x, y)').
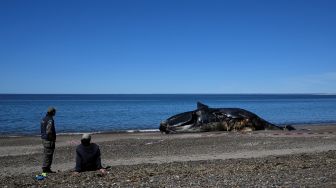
top-left (159, 102), bottom-right (295, 133)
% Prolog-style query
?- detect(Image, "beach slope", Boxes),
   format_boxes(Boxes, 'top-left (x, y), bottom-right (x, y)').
top-left (1, 124), bottom-right (336, 187)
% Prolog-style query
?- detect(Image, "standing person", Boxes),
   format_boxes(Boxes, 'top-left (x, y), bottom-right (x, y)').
top-left (74, 133), bottom-right (107, 175)
top-left (40, 107), bottom-right (57, 173)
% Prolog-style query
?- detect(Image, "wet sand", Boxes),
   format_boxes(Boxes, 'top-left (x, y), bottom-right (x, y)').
top-left (1, 124), bottom-right (336, 187)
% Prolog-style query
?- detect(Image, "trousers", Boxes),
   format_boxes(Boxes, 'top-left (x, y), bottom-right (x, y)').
top-left (42, 140), bottom-right (55, 169)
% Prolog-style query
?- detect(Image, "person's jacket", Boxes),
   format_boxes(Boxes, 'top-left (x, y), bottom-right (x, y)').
top-left (41, 115), bottom-right (56, 141)
top-left (75, 143), bottom-right (102, 172)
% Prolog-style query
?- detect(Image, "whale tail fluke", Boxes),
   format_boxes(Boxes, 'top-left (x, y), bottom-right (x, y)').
top-left (197, 102), bottom-right (209, 110)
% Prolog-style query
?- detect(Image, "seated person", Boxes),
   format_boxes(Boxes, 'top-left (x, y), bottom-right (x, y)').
top-left (74, 133), bottom-right (106, 174)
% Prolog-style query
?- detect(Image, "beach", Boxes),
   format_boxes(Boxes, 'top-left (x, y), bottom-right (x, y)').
top-left (1, 124), bottom-right (336, 187)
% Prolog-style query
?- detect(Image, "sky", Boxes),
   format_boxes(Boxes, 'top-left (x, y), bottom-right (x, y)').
top-left (0, 0), bottom-right (335, 94)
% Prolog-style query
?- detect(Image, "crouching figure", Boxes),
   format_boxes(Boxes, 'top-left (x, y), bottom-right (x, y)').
top-left (73, 133), bottom-right (107, 175)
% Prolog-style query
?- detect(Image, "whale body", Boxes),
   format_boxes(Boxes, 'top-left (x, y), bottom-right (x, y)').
top-left (159, 102), bottom-right (295, 134)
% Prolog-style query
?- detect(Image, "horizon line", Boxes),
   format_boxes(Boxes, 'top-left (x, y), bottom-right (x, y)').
top-left (1, 93), bottom-right (336, 95)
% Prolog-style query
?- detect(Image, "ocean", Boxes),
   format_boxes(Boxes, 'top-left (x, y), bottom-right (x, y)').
top-left (0, 94), bottom-right (336, 135)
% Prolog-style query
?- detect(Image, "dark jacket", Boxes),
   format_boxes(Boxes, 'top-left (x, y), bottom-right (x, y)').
top-left (41, 115), bottom-right (56, 141)
top-left (75, 143), bottom-right (102, 172)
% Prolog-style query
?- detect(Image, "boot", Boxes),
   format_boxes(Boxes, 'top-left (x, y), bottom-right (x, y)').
top-left (42, 167), bottom-right (56, 173)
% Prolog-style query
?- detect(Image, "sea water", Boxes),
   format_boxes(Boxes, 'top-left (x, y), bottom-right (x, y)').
top-left (0, 94), bottom-right (336, 135)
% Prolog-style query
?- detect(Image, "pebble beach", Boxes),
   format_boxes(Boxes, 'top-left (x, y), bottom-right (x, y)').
top-left (1, 124), bottom-right (336, 187)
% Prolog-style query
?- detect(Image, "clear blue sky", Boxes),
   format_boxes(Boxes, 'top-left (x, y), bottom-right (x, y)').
top-left (1, 0), bottom-right (335, 94)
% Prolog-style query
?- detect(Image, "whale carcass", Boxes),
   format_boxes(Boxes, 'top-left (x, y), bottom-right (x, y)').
top-left (159, 102), bottom-right (295, 133)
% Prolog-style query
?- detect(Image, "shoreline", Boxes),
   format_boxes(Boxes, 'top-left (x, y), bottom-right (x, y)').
top-left (1, 122), bottom-right (336, 138)
top-left (1, 123), bottom-right (336, 187)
